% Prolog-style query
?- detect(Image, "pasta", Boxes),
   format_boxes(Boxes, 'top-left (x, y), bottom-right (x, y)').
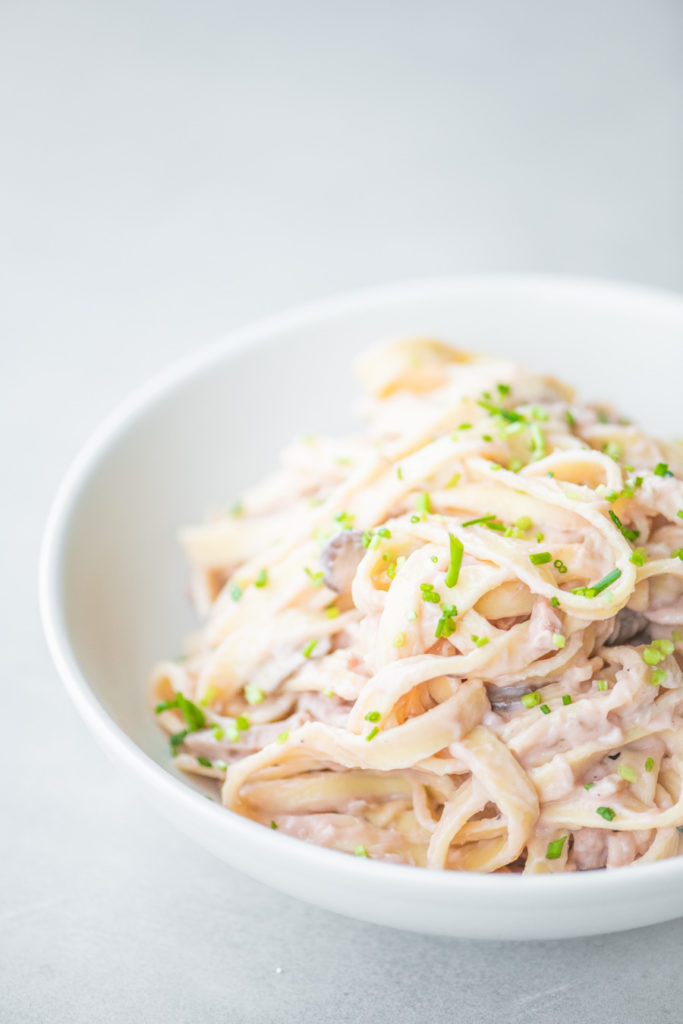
top-left (151, 337), bottom-right (683, 872)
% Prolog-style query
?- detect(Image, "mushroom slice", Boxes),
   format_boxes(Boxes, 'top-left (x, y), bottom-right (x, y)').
top-left (604, 608), bottom-right (649, 647)
top-left (320, 530), bottom-right (365, 595)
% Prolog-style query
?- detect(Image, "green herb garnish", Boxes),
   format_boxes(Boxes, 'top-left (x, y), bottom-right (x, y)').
top-left (445, 533), bottom-right (464, 588)
top-left (546, 836), bottom-right (567, 860)
top-left (529, 552), bottom-right (552, 565)
top-left (596, 806), bottom-right (616, 822)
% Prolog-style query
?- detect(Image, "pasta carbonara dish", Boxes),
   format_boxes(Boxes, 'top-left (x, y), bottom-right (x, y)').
top-left (152, 338), bottom-right (683, 873)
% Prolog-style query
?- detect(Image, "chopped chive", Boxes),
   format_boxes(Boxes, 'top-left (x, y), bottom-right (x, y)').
top-left (608, 509), bottom-right (640, 543)
top-left (540, 704), bottom-right (551, 714)
top-left (155, 698), bottom-right (178, 714)
top-left (196, 756), bottom-right (212, 768)
top-left (416, 492), bottom-right (431, 515)
top-left (471, 635), bottom-right (489, 648)
top-left (529, 552), bottom-right (552, 565)
top-left (618, 763), bottom-right (637, 782)
top-left (176, 693), bottom-right (206, 732)
top-left (562, 694), bottom-right (572, 705)
top-left (364, 711), bottom-right (381, 722)
top-left (551, 596), bottom-right (560, 607)
top-left (566, 409), bottom-right (576, 428)
top-left (573, 568), bottom-right (622, 597)
top-left (445, 533), bottom-right (464, 588)
top-left (643, 647), bottom-right (663, 666)
top-left (169, 730), bottom-right (188, 754)
top-left (497, 383), bottom-right (511, 396)
top-left (325, 605), bottom-right (340, 619)
top-left (530, 422), bottom-right (546, 460)
top-left (677, 510), bottom-right (683, 520)
top-left (305, 567), bottom-right (324, 587)
top-left (211, 723), bottom-right (224, 740)
top-left (270, 821), bottom-right (278, 829)
top-left (597, 679), bottom-right (608, 691)
top-left (302, 639), bottom-right (318, 659)
top-left (393, 632), bottom-right (406, 648)
top-left (521, 691), bottom-right (541, 708)
top-left (435, 605), bottom-right (457, 640)
top-left (545, 836), bottom-right (567, 860)
top-left (596, 806), bottom-right (616, 822)
top-left (244, 683), bottom-right (264, 705)
top-left (254, 569), bottom-right (268, 588)
top-left (354, 845), bottom-right (369, 857)
top-left (235, 715), bottom-right (250, 732)
top-left (552, 633), bottom-right (566, 649)
top-left (445, 472), bottom-right (461, 488)
top-left (603, 441), bottom-right (622, 462)
top-left (396, 466), bottom-right (403, 480)
top-left (231, 583), bottom-right (243, 601)
top-left (515, 515), bottom-right (532, 530)
top-left (410, 514), bottom-right (420, 524)
top-left (334, 510), bottom-right (355, 530)
top-left (650, 669), bottom-right (666, 686)
top-left (553, 559), bottom-right (568, 574)
top-left (366, 726), bottom-right (379, 741)
top-left (584, 782), bottom-right (595, 790)
top-left (630, 548), bottom-right (647, 567)
top-left (376, 526), bottom-right (392, 539)
top-left (476, 399), bottom-right (525, 423)
top-left (654, 462), bottom-right (673, 477)
top-left (536, 532), bottom-right (544, 542)
top-left (276, 730), bottom-right (289, 744)
top-left (645, 757), bottom-right (654, 772)
top-left (462, 513), bottom-right (496, 527)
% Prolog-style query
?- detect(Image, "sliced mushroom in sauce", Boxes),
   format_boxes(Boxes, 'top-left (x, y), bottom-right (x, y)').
top-left (320, 530), bottom-right (365, 595)
top-left (604, 608), bottom-right (649, 647)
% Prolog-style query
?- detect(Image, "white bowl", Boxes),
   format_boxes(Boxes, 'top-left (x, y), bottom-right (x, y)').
top-left (40, 275), bottom-right (683, 940)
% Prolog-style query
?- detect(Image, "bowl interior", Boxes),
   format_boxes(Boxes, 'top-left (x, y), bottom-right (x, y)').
top-left (55, 277), bottom-right (683, 793)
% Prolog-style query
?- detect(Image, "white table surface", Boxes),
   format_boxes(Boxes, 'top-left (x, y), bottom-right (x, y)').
top-left (3, 2), bottom-right (683, 1021)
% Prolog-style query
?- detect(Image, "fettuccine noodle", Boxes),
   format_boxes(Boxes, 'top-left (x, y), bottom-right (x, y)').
top-left (151, 338), bottom-right (683, 872)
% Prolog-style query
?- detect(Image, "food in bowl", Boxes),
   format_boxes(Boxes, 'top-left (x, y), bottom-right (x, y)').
top-left (151, 337), bottom-right (683, 873)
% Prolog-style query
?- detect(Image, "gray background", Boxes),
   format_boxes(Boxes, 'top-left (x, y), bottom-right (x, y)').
top-left (3, 1), bottom-right (683, 1021)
